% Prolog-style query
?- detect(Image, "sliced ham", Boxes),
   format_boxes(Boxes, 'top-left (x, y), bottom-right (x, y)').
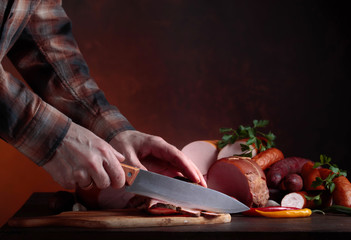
top-left (127, 195), bottom-right (217, 217)
top-left (181, 140), bottom-right (219, 175)
top-left (207, 157), bottom-right (269, 207)
top-left (145, 198), bottom-right (180, 215)
top-left (217, 140), bottom-right (257, 160)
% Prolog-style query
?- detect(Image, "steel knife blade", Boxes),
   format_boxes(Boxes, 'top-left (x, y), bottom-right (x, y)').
top-left (121, 163), bottom-right (249, 213)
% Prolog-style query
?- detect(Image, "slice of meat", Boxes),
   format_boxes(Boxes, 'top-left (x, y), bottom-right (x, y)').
top-left (176, 207), bottom-right (202, 217)
top-left (181, 140), bottom-right (219, 175)
top-left (281, 191), bottom-right (333, 209)
top-left (147, 207), bottom-right (179, 215)
top-left (281, 191), bottom-right (308, 209)
top-left (217, 140), bottom-right (258, 160)
top-left (200, 211), bottom-right (223, 217)
top-left (146, 198), bottom-right (180, 215)
top-left (207, 157), bottom-right (269, 207)
top-left (128, 196), bottom-right (203, 216)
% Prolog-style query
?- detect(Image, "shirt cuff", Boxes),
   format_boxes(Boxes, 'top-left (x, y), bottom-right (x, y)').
top-left (13, 101), bottom-right (71, 166)
top-left (89, 109), bottom-right (135, 143)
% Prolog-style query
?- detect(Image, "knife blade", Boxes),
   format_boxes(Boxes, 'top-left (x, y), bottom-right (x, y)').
top-left (121, 163), bottom-right (249, 213)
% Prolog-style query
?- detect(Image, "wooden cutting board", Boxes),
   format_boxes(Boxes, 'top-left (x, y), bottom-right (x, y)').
top-left (8, 209), bottom-right (231, 228)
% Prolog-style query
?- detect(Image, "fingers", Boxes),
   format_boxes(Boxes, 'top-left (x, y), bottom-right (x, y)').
top-left (148, 136), bottom-right (207, 187)
top-left (73, 169), bottom-right (92, 189)
top-left (44, 122), bottom-right (128, 190)
top-left (89, 147), bottom-right (127, 189)
top-left (48, 122), bottom-right (204, 191)
top-left (123, 148), bottom-right (147, 171)
top-left (170, 148), bottom-right (207, 187)
top-left (101, 153), bottom-right (126, 189)
top-left (110, 130), bottom-right (206, 187)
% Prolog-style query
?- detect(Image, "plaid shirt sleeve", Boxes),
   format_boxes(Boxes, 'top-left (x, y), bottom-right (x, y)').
top-left (1, 0), bottom-right (134, 166)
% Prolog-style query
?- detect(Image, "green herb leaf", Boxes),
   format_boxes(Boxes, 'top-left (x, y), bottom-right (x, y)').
top-left (329, 165), bottom-right (339, 174)
top-left (311, 177), bottom-right (324, 188)
top-left (218, 120), bottom-right (275, 152)
top-left (253, 120), bottom-right (269, 128)
top-left (240, 144), bottom-right (250, 152)
top-left (219, 128), bottom-right (233, 133)
top-left (329, 182), bottom-right (336, 193)
top-left (217, 140), bottom-right (230, 149)
top-left (339, 170), bottom-right (347, 177)
top-left (305, 193), bottom-right (322, 206)
top-left (245, 138), bottom-right (256, 146)
top-left (265, 132), bottom-right (276, 141)
top-left (313, 162), bottom-right (322, 168)
top-left (221, 134), bottom-right (233, 142)
top-left (311, 154), bottom-right (348, 194)
top-left (239, 152), bottom-right (253, 158)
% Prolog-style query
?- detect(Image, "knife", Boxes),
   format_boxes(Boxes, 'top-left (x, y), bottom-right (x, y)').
top-left (121, 163), bottom-right (249, 213)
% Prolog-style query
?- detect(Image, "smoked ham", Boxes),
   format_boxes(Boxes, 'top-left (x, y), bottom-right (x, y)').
top-left (207, 157), bottom-right (269, 207)
top-left (77, 144), bottom-right (270, 213)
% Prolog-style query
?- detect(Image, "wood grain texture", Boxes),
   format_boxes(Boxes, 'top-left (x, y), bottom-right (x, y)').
top-left (8, 209), bottom-right (231, 228)
top-left (2, 193), bottom-right (351, 240)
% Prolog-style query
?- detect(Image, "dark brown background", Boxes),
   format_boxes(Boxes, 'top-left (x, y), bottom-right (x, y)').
top-left (63, 0), bottom-right (350, 170)
top-left (1, 0), bottom-right (350, 226)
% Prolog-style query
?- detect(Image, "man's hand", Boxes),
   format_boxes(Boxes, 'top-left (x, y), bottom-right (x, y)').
top-left (43, 122), bottom-right (126, 189)
top-left (109, 130), bottom-right (207, 187)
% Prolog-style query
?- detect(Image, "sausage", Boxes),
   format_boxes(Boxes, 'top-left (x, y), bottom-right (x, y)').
top-left (281, 191), bottom-right (332, 209)
top-left (301, 161), bottom-right (325, 190)
top-left (319, 167), bottom-right (332, 180)
top-left (266, 157), bottom-right (312, 188)
top-left (281, 192), bottom-right (308, 209)
top-left (207, 157), bottom-right (269, 207)
top-left (332, 176), bottom-right (351, 207)
top-left (316, 167), bottom-right (351, 207)
top-left (279, 173), bottom-right (303, 192)
top-left (252, 147), bottom-right (284, 170)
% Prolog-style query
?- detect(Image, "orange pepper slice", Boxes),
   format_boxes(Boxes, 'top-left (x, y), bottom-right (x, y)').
top-left (255, 208), bottom-right (312, 218)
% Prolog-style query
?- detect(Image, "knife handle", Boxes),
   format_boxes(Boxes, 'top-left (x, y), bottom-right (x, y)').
top-left (121, 163), bottom-right (140, 186)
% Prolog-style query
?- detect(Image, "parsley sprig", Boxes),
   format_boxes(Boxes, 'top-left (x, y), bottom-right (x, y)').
top-left (311, 154), bottom-right (347, 193)
top-left (305, 154), bottom-right (347, 205)
top-left (218, 120), bottom-right (276, 157)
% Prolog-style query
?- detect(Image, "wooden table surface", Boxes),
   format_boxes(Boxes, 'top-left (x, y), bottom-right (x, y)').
top-left (1, 192), bottom-right (351, 240)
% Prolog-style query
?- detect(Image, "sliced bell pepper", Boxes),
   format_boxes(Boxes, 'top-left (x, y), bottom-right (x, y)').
top-left (255, 208), bottom-right (312, 218)
top-left (242, 206), bottom-right (300, 216)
